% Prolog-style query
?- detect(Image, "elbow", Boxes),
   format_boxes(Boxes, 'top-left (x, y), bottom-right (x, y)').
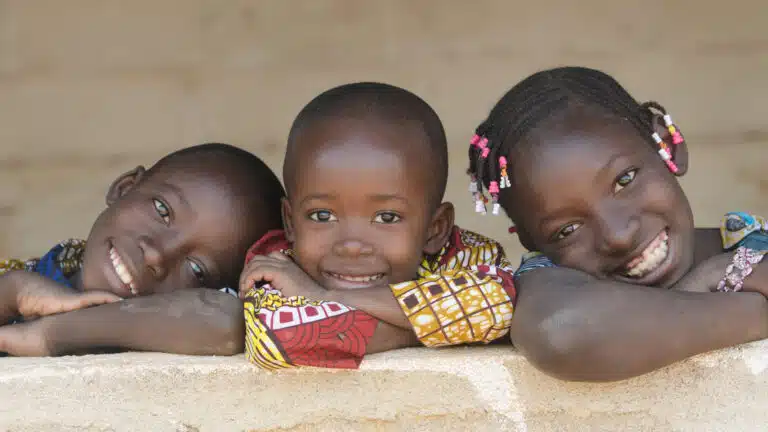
top-left (510, 305), bottom-right (618, 382)
top-left (198, 290), bottom-right (245, 356)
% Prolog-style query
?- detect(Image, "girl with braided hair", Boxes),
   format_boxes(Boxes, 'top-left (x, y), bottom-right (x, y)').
top-left (467, 66), bottom-right (767, 382)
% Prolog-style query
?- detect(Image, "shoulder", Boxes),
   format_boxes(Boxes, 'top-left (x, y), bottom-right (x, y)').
top-left (244, 230), bottom-right (291, 264)
top-left (514, 251), bottom-right (558, 277)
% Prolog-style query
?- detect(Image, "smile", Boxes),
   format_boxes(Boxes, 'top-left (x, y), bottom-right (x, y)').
top-left (109, 247), bottom-right (137, 295)
top-left (323, 272), bottom-right (385, 284)
top-left (621, 230), bottom-right (669, 278)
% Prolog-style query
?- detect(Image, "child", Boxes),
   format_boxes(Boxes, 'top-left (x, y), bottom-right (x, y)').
top-left (0, 143), bottom-right (286, 356)
top-left (465, 66), bottom-right (768, 382)
top-left (240, 82), bottom-right (518, 370)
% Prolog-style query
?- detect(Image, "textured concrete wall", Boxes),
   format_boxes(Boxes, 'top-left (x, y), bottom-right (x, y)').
top-left (2, 343), bottom-right (768, 431)
top-left (1, 0), bottom-right (767, 260)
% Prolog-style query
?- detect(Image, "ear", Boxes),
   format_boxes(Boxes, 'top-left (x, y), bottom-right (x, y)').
top-left (423, 202), bottom-right (456, 255)
top-left (106, 166), bottom-right (146, 205)
top-left (651, 114), bottom-right (689, 176)
top-left (281, 197), bottom-right (296, 243)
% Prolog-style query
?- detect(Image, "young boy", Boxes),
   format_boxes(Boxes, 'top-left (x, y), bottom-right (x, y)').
top-left (240, 83), bottom-right (518, 370)
top-left (0, 143), bottom-right (285, 356)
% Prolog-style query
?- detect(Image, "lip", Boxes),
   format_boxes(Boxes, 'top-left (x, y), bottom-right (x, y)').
top-left (105, 241), bottom-right (140, 297)
top-left (320, 270), bottom-right (388, 290)
top-left (611, 228), bottom-right (677, 287)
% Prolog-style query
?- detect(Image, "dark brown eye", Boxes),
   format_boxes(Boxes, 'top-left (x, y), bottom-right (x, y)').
top-left (187, 259), bottom-right (206, 284)
top-left (308, 210), bottom-right (337, 222)
top-left (555, 223), bottom-right (582, 240)
top-left (153, 199), bottom-right (171, 224)
top-left (373, 212), bottom-right (401, 224)
top-left (613, 169), bottom-right (637, 193)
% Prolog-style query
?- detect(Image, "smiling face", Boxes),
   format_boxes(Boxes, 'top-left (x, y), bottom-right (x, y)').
top-left (506, 109), bottom-right (695, 288)
top-left (283, 117), bottom-right (452, 291)
top-left (78, 158), bottom-right (261, 297)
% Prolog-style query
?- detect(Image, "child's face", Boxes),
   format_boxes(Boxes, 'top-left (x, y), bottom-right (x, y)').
top-left (79, 161), bottom-right (255, 296)
top-left (507, 114), bottom-right (695, 288)
top-left (284, 118), bottom-right (446, 291)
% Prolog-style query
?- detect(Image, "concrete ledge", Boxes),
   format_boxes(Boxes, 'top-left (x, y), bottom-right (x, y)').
top-left (2, 341), bottom-right (767, 432)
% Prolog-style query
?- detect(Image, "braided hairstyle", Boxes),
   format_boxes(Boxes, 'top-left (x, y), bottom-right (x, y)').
top-left (467, 66), bottom-right (684, 220)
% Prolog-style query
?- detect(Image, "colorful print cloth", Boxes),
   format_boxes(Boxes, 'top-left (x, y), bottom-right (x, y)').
top-left (0, 239), bottom-right (86, 287)
top-left (243, 227), bottom-right (517, 370)
top-left (514, 212), bottom-right (768, 276)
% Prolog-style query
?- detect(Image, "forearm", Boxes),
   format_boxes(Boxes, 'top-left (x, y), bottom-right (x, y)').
top-left (0, 272), bottom-right (21, 323)
top-left (366, 321), bottom-right (420, 354)
top-left (331, 287), bottom-right (411, 329)
top-left (45, 289), bottom-right (244, 356)
top-left (511, 268), bottom-right (768, 382)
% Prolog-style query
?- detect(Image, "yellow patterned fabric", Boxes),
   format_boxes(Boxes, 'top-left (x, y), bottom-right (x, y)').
top-left (720, 212), bottom-right (767, 251)
top-left (390, 228), bottom-right (517, 347)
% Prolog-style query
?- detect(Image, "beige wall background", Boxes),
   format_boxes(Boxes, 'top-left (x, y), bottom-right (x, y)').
top-left (1, 0), bottom-right (766, 260)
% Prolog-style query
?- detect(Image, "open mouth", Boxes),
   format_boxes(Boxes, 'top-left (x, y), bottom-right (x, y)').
top-left (109, 246), bottom-right (137, 295)
top-left (620, 230), bottom-right (669, 279)
top-left (322, 271), bottom-right (385, 285)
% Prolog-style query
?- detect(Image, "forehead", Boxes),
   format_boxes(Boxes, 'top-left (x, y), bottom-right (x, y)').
top-left (291, 118), bottom-right (432, 198)
top-left (517, 117), bottom-right (649, 183)
top-left (510, 117), bottom-right (651, 212)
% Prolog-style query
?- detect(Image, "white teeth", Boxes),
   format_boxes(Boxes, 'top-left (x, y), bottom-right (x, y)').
top-left (110, 247), bottom-right (137, 294)
top-left (623, 231), bottom-right (670, 278)
top-left (328, 272), bottom-right (384, 283)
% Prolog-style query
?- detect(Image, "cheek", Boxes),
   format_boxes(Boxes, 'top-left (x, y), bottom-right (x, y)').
top-left (291, 223), bottom-right (334, 275)
top-left (377, 227), bottom-right (427, 283)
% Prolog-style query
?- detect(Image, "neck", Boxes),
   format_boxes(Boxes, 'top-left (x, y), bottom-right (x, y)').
top-left (69, 270), bottom-right (84, 292)
top-left (693, 227), bottom-right (723, 266)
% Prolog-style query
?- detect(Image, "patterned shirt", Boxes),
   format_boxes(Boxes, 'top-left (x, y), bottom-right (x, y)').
top-left (243, 227), bottom-right (517, 370)
top-left (0, 239), bottom-right (86, 287)
top-left (514, 212), bottom-right (768, 276)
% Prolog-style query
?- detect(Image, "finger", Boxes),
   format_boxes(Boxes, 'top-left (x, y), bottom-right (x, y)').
top-left (46, 291), bottom-right (123, 316)
top-left (240, 265), bottom-right (280, 292)
top-left (267, 251), bottom-right (291, 262)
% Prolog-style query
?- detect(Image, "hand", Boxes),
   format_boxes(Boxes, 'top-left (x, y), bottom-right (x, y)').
top-left (13, 272), bottom-right (122, 319)
top-left (673, 253), bottom-right (734, 293)
top-left (239, 252), bottom-right (327, 300)
top-left (0, 318), bottom-right (52, 356)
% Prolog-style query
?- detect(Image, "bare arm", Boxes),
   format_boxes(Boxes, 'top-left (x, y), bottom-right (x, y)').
top-left (331, 287), bottom-right (411, 329)
top-left (510, 267), bottom-right (768, 382)
top-left (0, 272), bottom-right (22, 323)
top-left (366, 321), bottom-right (420, 353)
top-left (43, 289), bottom-right (244, 356)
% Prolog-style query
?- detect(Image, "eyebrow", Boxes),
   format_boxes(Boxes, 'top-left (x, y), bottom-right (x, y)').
top-left (598, 151), bottom-right (635, 177)
top-left (299, 193), bottom-right (410, 206)
top-left (368, 194), bottom-right (409, 205)
top-left (299, 193), bottom-right (337, 206)
top-left (157, 182), bottom-right (191, 212)
top-left (538, 207), bottom-right (578, 231)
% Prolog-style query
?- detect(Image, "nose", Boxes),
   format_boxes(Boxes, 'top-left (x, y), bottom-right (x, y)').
top-left (595, 204), bottom-right (640, 256)
top-left (331, 223), bottom-right (375, 257)
top-left (138, 235), bottom-right (168, 280)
